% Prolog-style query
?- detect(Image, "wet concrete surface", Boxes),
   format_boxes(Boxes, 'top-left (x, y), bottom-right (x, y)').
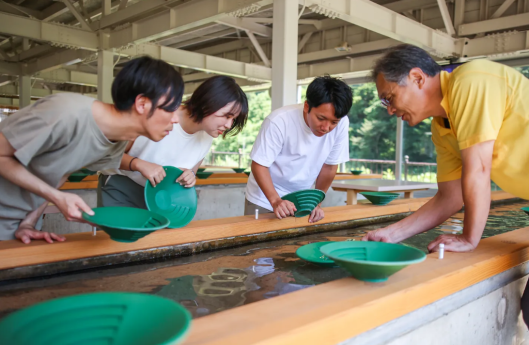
top-left (1, 201), bottom-right (528, 320)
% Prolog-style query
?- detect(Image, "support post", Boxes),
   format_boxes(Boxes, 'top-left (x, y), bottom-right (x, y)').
top-left (271, 0), bottom-right (298, 110)
top-left (18, 75), bottom-right (31, 108)
top-left (97, 50), bottom-right (113, 103)
top-left (102, 0), bottom-right (112, 17)
top-left (395, 119), bottom-right (404, 181)
top-left (404, 155), bottom-right (409, 181)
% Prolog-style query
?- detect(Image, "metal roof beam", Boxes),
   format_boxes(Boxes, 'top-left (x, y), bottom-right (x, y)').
top-left (107, 0), bottom-right (273, 49)
top-left (0, 13), bottom-right (98, 50)
top-left (458, 12), bottom-right (529, 36)
top-left (216, 17), bottom-right (272, 37)
top-left (23, 49), bottom-right (94, 75)
top-left (121, 43), bottom-right (271, 81)
top-left (301, 0), bottom-right (463, 57)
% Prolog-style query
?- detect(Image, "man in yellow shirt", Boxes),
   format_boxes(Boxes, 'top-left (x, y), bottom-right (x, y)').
top-left (362, 43), bottom-right (529, 325)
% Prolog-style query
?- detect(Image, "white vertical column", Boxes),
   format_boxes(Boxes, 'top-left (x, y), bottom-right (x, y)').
top-left (395, 119), bottom-right (404, 181)
top-left (102, 0), bottom-right (112, 16)
top-left (271, 0), bottom-right (298, 110)
top-left (19, 76), bottom-right (31, 108)
top-left (97, 50), bottom-right (113, 103)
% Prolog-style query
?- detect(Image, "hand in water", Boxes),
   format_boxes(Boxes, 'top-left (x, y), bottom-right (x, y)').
top-left (361, 227), bottom-right (396, 243)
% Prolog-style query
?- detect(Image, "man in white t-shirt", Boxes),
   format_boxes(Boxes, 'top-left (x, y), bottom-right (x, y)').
top-left (245, 76), bottom-right (352, 223)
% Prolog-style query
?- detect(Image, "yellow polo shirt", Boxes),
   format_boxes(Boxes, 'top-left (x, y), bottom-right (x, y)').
top-left (432, 59), bottom-right (529, 199)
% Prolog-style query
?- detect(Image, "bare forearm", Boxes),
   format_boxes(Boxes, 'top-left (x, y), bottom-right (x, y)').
top-left (315, 164), bottom-right (338, 193)
top-left (252, 161), bottom-right (280, 204)
top-left (384, 191), bottom-right (462, 242)
top-left (461, 170), bottom-right (490, 246)
top-left (120, 152), bottom-right (141, 171)
top-left (0, 157), bottom-right (58, 203)
top-left (20, 201), bottom-right (49, 228)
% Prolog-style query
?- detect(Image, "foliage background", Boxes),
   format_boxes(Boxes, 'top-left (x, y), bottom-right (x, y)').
top-left (209, 65), bottom-right (529, 167)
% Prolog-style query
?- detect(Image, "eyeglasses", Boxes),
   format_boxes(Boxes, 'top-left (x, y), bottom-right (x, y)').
top-left (380, 85), bottom-right (395, 108)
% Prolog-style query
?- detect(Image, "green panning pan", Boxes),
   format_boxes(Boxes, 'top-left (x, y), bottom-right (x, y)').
top-left (281, 189), bottom-right (326, 217)
top-left (196, 172), bottom-right (214, 179)
top-left (232, 168), bottom-right (246, 173)
top-left (0, 292), bottom-right (192, 345)
top-left (320, 241), bottom-right (426, 282)
top-left (83, 207), bottom-right (169, 243)
top-left (522, 207), bottom-right (529, 216)
top-left (144, 166), bottom-right (198, 228)
top-left (350, 169), bottom-right (363, 175)
top-left (360, 191), bottom-right (399, 206)
top-left (296, 241), bottom-right (336, 267)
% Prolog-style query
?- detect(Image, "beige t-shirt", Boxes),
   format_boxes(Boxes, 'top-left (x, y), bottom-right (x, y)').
top-left (0, 93), bottom-right (127, 240)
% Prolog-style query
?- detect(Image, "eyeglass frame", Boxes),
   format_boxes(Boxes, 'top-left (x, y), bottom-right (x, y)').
top-left (380, 84), bottom-right (396, 108)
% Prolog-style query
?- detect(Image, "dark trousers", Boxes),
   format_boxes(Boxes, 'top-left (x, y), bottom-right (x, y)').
top-left (522, 280), bottom-right (529, 327)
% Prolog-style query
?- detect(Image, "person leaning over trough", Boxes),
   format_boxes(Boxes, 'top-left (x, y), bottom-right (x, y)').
top-left (0, 56), bottom-right (184, 244)
top-left (245, 75), bottom-right (353, 223)
top-left (98, 75), bottom-right (249, 209)
top-left (361, 44), bottom-right (529, 325)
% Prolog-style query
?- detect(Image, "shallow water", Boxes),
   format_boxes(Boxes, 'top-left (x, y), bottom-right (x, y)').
top-left (0, 201), bottom-right (528, 320)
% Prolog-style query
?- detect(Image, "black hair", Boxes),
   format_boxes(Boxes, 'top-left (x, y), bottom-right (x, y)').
top-left (306, 75), bottom-right (353, 119)
top-left (372, 44), bottom-right (442, 85)
top-left (111, 56), bottom-right (184, 117)
top-left (184, 75), bottom-right (249, 138)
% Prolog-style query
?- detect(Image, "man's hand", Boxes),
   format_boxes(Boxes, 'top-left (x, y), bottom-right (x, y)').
top-left (135, 159), bottom-right (166, 187)
top-left (309, 205), bottom-right (324, 223)
top-left (427, 234), bottom-right (476, 253)
top-left (50, 191), bottom-right (94, 222)
top-left (176, 168), bottom-right (196, 188)
top-left (271, 199), bottom-right (297, 219)
top-left (362, 227), bottom-right (397, 243)
top-left (15, 225), bottom-right (65, 244)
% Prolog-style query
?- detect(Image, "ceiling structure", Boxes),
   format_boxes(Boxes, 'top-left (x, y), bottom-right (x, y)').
top-left (0, 0), bottom-right (528, 107)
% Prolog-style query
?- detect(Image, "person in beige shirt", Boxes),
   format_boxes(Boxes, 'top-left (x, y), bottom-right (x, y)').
top-left (0, 56), bottom-right (184, 244)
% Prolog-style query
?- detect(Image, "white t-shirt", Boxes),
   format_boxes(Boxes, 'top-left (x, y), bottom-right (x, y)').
top-left (245, 104), bottom-right (350, 210)
top-left (103, 123), bottom-right (213, 186)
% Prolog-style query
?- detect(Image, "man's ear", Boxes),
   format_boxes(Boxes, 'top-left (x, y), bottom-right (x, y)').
top-left (303, 101), bottom-right (309, 113)
top-left (133, 95), bottom-right (152, 115)
top-left (409, 67), bottom-right (427, 89)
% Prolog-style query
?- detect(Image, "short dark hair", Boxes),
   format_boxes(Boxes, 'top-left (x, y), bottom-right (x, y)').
top-left (111, 56), bottom-right (184, 117)
top-left (372, 44), bottom-right (442, 85)
top-left (184, 75), bottom-right (249, 138)
top-left (306, 75), bottom-right (353, 118)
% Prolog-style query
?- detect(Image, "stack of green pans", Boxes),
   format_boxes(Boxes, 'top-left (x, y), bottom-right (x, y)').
top-left (360, 191), bottom-right (399, 205)
top-left (0, 292), bottom-right (191, 345)
top-left (350, 169), bottom-right (363, 175)
top-left (145, 166), bottom-right (198, 229)
top-left (320, 241), bottom-right (426, 282)
top-left (281, 189), bottom-right (326, 217)
top-left (522, 207), bottom-right (529, 216)
top-left (83, 207), bottom-right (169, 243)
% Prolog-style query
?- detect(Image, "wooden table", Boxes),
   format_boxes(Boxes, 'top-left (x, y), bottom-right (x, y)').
top-left (331, 179), bottom-right (437, 205)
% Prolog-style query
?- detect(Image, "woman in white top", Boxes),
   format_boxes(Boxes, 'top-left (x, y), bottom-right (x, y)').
top-left (98, 75), bottom-right (249, 209)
